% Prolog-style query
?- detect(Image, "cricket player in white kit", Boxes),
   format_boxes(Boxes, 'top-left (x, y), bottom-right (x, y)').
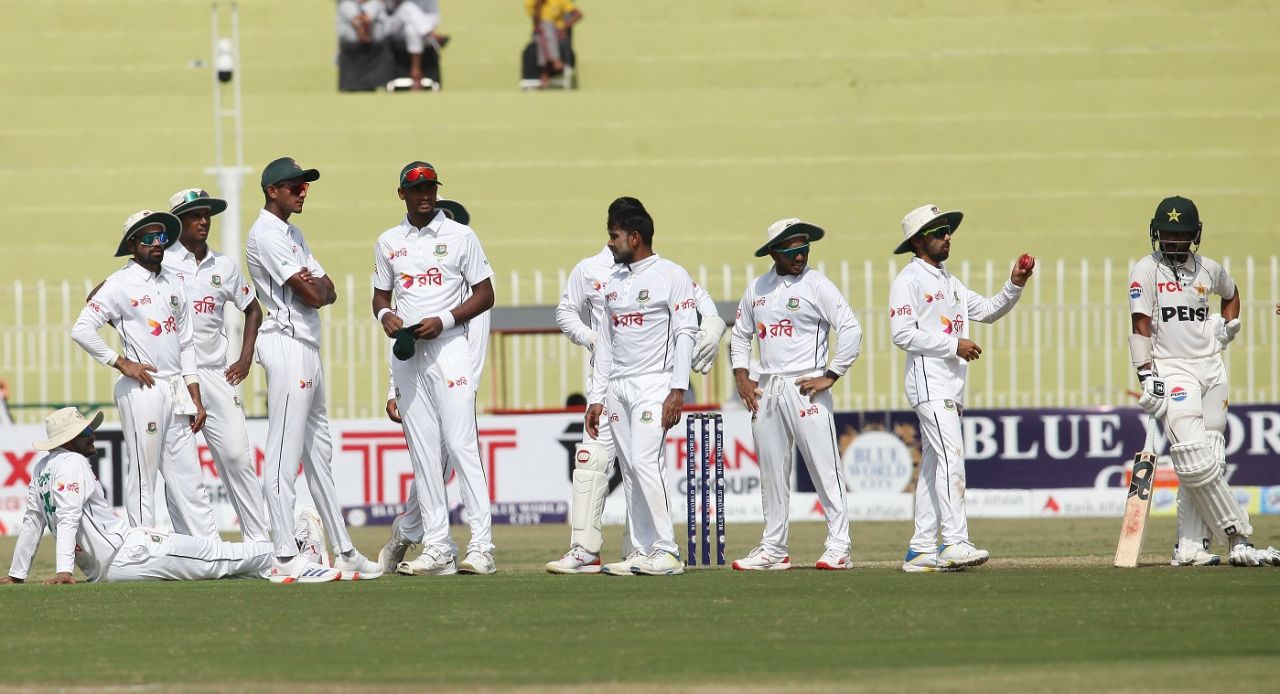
top-left (730, 218), bottom-right (862, 571)
top-left (546, 196), bottom-right (726, 574)
top-left (246, 157), bottom-right (382, 583)
top-left (889, 204), bottom-right (1032, 572)
top-left (585, 202), bottom-right (699, 577)
top-left (71, 210), bottom-right (218, 539)
top-left (1129, 196), bottom-right (1280, 567)
top-left (1, 409), bottom-right (333, 584)
top-left (163, 188), bottom-right (270, 543)
top-left (373, 162), bottom-right (497, 576)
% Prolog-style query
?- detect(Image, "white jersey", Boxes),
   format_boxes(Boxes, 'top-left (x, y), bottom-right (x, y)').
top-left (162, 246), bottom-right (258, 369)
top-left (72, 261), bottom-right (197, 379)
top-left (372, 211), bottom-right (493, 341)
top-left (557, 245), bottom-right (718, 349)
top-left (888, 258), bottom-right (1023, 407)
top-left (588, 254), bottom-right (698, 403)
top-left (246, 209), bottom-right (328, 349)
top-left (1128, 253), bottom-right (1235, 360)
top-left (730, 267), bottom-right (862, 376)
top-left (7, 449), bottom-right (128, 582)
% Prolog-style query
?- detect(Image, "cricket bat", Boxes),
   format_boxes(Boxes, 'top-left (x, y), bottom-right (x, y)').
top-left (1114, 416), bottom-right (1159, 568)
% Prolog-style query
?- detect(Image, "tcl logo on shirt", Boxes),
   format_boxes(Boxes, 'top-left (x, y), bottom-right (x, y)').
top-left (1157, 282), bottom-right (1183, 293)
top-left (1160, 306), bottom-right (1208, 322)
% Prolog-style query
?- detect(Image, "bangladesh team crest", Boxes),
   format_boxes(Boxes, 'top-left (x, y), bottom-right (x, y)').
top-left (637, 289), bottom-right (650, 304)
top-left (233, 396), bottom-right (242, 409)
top-left (434, 243), bottom-right (448, 257)
top-left (169, 295), bottom-right (180, 309)
top-left (211, 274), bottom-right (222, 288)
top-left (640, 410), bottom-right (653, 424)
top-left (787, 297), bottom-right (800, 311)
top-left (146, 421), bottom-right (157, 434)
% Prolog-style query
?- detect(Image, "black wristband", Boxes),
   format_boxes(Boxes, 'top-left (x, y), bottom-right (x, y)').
top-left (823, 369), bottom-right (840, 382)
top-left (1136, 369), bottom-right (1152, 384)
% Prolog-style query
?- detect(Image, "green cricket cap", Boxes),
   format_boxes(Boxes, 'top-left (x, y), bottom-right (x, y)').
top-left (261, 157), bottom-right (320, 189)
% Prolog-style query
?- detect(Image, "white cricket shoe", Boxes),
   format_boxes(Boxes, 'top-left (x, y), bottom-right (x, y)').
top-left (269, 554), bottom-right (340, 584)
top-left (940, 541), bottom-right (990, 568)
top-left (397, 547), bottom-right (457, 576)
top-left (458, 550), bottom-right (497, 575)
top-left (601, 549), bottom-right (646, 576)
top-left (377, 514), bottom-right (417, 574)
top-left (293, 506), bottom-right (330, 567)
top-left (731, 546), bottom-right (791, 571)
top-left (545, 546), bottom-right (603, 574)
top-left (334, 550), bottom-right (383, 581)
top-left (631, 550), bottom-right (685, 576)
top-left (1171, 540), bottom-right (1221, 567)
top-left (902, 548), bottom-right (956, 573)
top-left (815, 549), bottom-right (852, 570)
top-left (1228, 541), bottom-right (1280, 567)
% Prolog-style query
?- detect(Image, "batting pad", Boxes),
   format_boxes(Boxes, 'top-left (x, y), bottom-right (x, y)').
top-left (569, 443), bottom-right (610, 554)
top-left (1171, 440), bottom-right (1252, 539)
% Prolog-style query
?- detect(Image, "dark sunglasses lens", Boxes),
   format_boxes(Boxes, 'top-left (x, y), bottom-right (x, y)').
top-left (138, 232), bottom-right (168, 246)
top-left (776, 244), bottom-right (809, 258)
top-left (922, 224), bottom-right (950, 237)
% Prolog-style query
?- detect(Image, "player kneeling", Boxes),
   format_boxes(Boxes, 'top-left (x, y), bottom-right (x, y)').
top-left (1, 408), bottom-right (335, 585)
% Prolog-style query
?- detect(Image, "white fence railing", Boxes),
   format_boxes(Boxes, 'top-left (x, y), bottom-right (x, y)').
top-left (2, 256), bottom-right (1276, 423)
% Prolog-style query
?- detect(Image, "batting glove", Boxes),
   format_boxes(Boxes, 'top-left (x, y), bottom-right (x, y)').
top-left (691, 315), bottom-right (727, 374)
top-left (1215, 315), bottom-right (1241, 350)
top-left (1137, 376), bottom-right (1168, 420)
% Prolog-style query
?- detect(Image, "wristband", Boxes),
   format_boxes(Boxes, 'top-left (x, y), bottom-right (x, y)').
top-left (823, 369), bottom-right (841, 382)
top-left (184, 375), bottom-right (199, 386)
top-left (376, 307), bottom-right (393, 323)
top-left (435, 311), bottom-right (456, 332)
top-left (1136, 368), bottom-right (1152, 384)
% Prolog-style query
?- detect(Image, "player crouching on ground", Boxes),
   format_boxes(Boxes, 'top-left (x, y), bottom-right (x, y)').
top-left (889, 204), bottom-right (1033, 572)
top-left (1129, 196), bottom-right (1280, 567)
top-left (729, 218), bottom-right (862, 571)
top-left (0, 408), bottom-right (331, 584)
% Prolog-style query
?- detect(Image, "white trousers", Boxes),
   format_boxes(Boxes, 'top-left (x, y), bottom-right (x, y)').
top-left (388, 0), bottom-right (439, 53)
top-left (105, 527), bottom-right (271, 582)
top-left (909, 399), bottom-right (970, 552)
top-left (197, 366), bottom-right (269, 542)
top-left (607, 372), bottom-right (676, 555)
top-left (256, 333), bottom-right (354, 558)
top-left (752, 374), bottom-right (849, 556)
top-left (392, 332), bottom-right (492, 555)
top-left (114, 377), bottom-right (218, 539)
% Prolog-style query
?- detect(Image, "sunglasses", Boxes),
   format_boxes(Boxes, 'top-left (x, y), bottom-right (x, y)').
top-left (772, 243), bottom-right (810, 258)
top-left (136, 231), bottom-right (169, 247)
top-left (272, 181), bottom-right (309, 196)
top-left (402, 167), bottom-right (438, 185)
top-left (920, 224), bottom-right (951, 238)
top-left (81, 427), bottom-right (94, 438)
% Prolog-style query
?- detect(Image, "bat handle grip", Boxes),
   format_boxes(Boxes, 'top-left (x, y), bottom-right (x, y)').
top-left (1143, 414), bottom-right (1158, 452)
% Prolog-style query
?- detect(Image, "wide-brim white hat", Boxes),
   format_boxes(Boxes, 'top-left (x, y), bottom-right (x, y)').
top-left (894, 204), bottom-right (963, 255)
top-left (34, 407), bottom-right (104, 451)
top-left (754, 218), bottom-right (826, 257)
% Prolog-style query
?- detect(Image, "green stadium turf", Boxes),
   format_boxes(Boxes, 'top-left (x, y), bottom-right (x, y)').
top-left (1, 517), bottom-right (1278, 690)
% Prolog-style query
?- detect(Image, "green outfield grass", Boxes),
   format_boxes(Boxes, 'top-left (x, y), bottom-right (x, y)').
top-left (1, 517), bottom-right (1279, 690)
top-left (2, 0), bottom-right (1278, 415)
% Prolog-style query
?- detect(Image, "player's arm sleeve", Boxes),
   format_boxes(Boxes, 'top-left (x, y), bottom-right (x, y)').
top-left (6, 481), bottom-right (46, 580)
top-left (304, 237), bottom-right (329, 279)
top-left (554, 265), bottom-right (595, 348)
top-left (817, 279), bottom-right (861, 376)
top-left (1212, 262), bottom-right (1237, 300)
top-left (50, 460), bottom-right (89, 575)
top-left (386, 353), bottom-right (395, 401)
top-left (668, 270), bottom-right (698, 391)
top-left (460, 233), bottom-right (496, 287)
top-left (693, 282), bottom-right (718, 320)
top-left (70, 283), bottom-right (121, 366)
top-left (729, 288), bottom-right (755, 371)
top-left (257, 234), bottom-right (304, 285)
top-left (889, 278), bottom-right (956, 357)
top-left (587, 323), bottom-right (612, 405)
top-left (227, 262), bottom-right (257, 310)
top-left (372, 238), bottom-right (394, 292)
top-left (175, 283), bottom-right (197, 377)
top-left (964, 278), bottom-right (1023, 324)
top-left (1127, 264), bottom-right (1156, 317)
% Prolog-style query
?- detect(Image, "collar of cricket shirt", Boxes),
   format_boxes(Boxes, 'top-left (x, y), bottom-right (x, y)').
top-left (402, 209), bottom-right (445, 237)
top-left (624, 253), bottom-right (660, 274)
top-left (124, 259), bottom-right (162, 283)
top-left (911, 256), bottom-right (949, 279)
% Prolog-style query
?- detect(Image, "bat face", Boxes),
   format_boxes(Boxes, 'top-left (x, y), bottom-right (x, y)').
top-left (1127, 451), bottom-right (1157, 501)
top-left (1115, 449), bottom-right (1158, 567)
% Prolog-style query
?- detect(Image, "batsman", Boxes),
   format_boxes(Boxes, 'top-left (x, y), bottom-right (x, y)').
top-left (1129, 196), bottom-right (1280, 567)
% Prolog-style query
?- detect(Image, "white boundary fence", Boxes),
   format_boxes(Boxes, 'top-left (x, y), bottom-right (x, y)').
top-left (2, 256), bottom-right (1277, 423)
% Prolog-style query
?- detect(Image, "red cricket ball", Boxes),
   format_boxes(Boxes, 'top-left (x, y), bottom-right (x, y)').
top-left (1017, 253), bottom-right (1035, 271)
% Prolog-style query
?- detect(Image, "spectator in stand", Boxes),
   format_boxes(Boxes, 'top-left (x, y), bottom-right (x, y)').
top-left (526, 0), bottom-right (582, 88)
top-left (337, 0), bottom-right (449, 90)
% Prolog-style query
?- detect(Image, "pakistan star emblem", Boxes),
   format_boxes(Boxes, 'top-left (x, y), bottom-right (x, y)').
top-left (1166, 208), bottom-right (1181, 223)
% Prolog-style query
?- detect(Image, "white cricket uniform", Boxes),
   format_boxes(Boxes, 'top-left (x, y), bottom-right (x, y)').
top-left (71, 261), bottom-right (218, 538)
top-left (888, 258), bottom-right (1022, 552)
top-left (374, 211), bottom-right (494, 555)
top-left (6, 448), bottom-right (270, 582)
top-left (163, 246), bottom-right (269, 542)
top-left (589, 254), bottom-right (698, 555)
top-left (730, 267), bottom-right (861, 556)
top-left (246, 209), bottom-right (354, 558)
top-left (1128, 252), bottom-right (1248, 540)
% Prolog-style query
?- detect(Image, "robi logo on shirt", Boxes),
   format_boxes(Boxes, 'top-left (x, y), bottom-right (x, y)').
top-left (447, 376), bottom-right (469, 389)
top-left (940, 314), bottom-right (965, 335)
top-left (147, 318), bottom-right (176, 336)
top-left (798, 405), bottom-right (820, 417)
top-left (299, 379), bottom-right (314, 390)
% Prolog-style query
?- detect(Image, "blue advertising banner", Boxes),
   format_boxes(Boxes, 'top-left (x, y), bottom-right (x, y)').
top-left (813, 404), bottom-right (1280, 491)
